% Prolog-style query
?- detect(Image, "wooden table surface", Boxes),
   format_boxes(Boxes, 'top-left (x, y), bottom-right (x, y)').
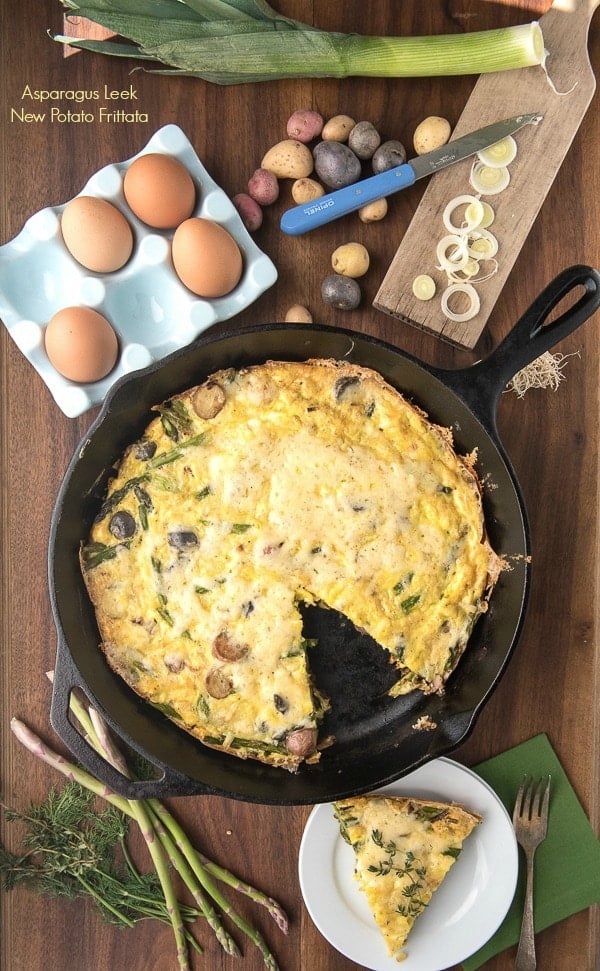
top-left (1, 2), bottom-right (599, 970)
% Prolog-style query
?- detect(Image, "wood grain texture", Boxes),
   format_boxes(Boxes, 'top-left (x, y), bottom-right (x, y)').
top-left (375, 0), bottom-right (600, 348)
top-left (61, 15), bottom-right (113, 57)
top-left (1, 2), bottom-right (599, 970)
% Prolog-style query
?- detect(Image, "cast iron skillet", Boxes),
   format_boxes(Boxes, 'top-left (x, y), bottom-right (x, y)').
top-left (49, 265), bottom-right (600, 805)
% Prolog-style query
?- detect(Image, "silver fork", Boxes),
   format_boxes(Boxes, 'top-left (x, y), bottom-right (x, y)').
top-left (512, 776), bottom-right (551, 971)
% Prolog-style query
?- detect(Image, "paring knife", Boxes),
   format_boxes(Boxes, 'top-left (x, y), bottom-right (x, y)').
top-left (280, 112), bottom-right (542, 236)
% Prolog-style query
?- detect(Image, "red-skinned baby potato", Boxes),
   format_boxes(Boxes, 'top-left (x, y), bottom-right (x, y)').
top-left (286, 108), bottom-right (324, 144)
top-left (233, 193), bottom-right (263, 233)
top-left (247, 167), bottom-right (279, 206)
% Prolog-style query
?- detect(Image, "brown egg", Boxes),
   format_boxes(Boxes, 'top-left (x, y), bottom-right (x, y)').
top-left (123, 153), bottom-right (196, 229)
top-left (172, 218), bottom-right (243, 298)
top-left (61, 196), bottom-right (133, 273)
top-left (45, 306), bottom-right (119, 383)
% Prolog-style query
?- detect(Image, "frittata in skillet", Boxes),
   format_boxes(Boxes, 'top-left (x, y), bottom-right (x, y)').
top-left (333, 794), bottom-right (482, 960)
top-left (81, 360), bottom-right (501, 770)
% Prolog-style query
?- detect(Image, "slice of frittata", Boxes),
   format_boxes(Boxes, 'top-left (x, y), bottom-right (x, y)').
top-left (333, 794), bottom-right (482, 961)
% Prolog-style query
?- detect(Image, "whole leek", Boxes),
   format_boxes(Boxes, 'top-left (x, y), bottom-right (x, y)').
top-left (54, 0), bottom-right (546, 85)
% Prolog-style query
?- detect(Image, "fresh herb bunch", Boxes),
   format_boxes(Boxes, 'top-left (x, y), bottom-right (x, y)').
top-left (6, 685), bottom-right (288, 971)
top-left (1, 783), bottom-right (202, 939)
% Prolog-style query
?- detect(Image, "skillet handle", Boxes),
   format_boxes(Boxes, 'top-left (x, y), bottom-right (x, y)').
top-left (439, 265), bottom-right (600, 430)
top-left (50, 636), bottom-right (215, 799)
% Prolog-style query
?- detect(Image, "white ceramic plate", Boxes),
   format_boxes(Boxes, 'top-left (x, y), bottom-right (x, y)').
top-left (299, 758), bottom-right (517, 971)
top-left (0, 124), bottom-right (277, 418)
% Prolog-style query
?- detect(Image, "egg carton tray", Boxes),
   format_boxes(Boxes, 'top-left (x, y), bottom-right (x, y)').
top-left (0, 124), bottom-right (278, 418)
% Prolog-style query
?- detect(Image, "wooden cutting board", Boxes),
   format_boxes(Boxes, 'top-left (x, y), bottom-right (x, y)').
top-left (374, 0), bottom-right (600, 349)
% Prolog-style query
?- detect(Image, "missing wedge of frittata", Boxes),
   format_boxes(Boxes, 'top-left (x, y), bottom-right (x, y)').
top-left (333, 794), bottom-right (482, 961)
top-left (81, 359), bottom-right (502, 771)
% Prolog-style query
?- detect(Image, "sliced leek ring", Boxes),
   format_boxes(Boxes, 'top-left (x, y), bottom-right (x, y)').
top-left (447, 258), bottom-right (481, 282)
top-left (441, 283), bottom-right (480, 322)
top-left (462, 258), bottom-right (481, 278)
top-left (448, 256), bottom-right (499, 284)
top-left (436, 234), bottom-right (470, 272)
top-left (443, 194), bottom-right (484, 234)
top-left (471, 258), bottom-right (499, 283)
top-left (468, 229), bottom-right (498, 260)
top-left (477, 135), bottom-right (517, 168)
top-left (465, 200), bottom-right (495, 229)
top-left (470, 161), bottom-right (510, 195)
top-left (477, 201), bottom-right (496, 229)
top-left (412, 274), bottom-right (436, 300)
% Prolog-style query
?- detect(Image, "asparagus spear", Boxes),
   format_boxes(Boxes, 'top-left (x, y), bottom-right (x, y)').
top-left (85, 704), bottom-right (240, 958)
top-left (10, 698), bottom-right (287, 971)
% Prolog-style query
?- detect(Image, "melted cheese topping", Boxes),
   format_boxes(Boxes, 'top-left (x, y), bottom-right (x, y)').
top-left (334, 795), bottom-right (481, 960)
top-left (82, 360), bottom-right (501, 769)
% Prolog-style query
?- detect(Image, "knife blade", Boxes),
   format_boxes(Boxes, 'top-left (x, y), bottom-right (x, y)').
top-left (280, 112), bottom-right (543, 236)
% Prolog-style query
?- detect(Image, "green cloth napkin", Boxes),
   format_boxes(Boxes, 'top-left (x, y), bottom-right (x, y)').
top-left (461, 733), bottom-right (600, 969)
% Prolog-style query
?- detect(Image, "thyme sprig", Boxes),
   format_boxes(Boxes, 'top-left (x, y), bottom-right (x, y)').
top-left (5, 682), bottom-right (288, 971)
top-left (368, 834), bottom-right (428, 919)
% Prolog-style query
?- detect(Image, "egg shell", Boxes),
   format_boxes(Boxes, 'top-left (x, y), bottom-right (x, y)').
top-left (123, 153), bottom-right (196, 229)
top-left (44, 306), bottom-right (119, 383)
top-left (172, 218), bottom-right (243, 298)
top-left (61, 196), bottom-right (133, 272)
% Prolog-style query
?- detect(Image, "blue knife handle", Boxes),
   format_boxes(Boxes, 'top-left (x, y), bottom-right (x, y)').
top-left (280, 163), bottom-right (416, 236)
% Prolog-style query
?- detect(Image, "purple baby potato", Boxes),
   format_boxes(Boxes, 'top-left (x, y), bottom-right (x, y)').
top-left (313, 141), bottom-right (362, 189)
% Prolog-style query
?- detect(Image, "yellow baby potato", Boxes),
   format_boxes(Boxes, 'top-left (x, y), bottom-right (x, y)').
top-left (331, 242), bottom-right (370, 278)
top-left (284, 304), bottom-right (313, 323)
top-left (321, 114), bottom-right (356, 142)
top-left (358, 198), bottom-right (388, 223)
top-left (261, 139), bottom-right (314, 179)
top-left (413, 116), bottom-right (451, 156)
top-left (291, 178), bottom-right (325, 204)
